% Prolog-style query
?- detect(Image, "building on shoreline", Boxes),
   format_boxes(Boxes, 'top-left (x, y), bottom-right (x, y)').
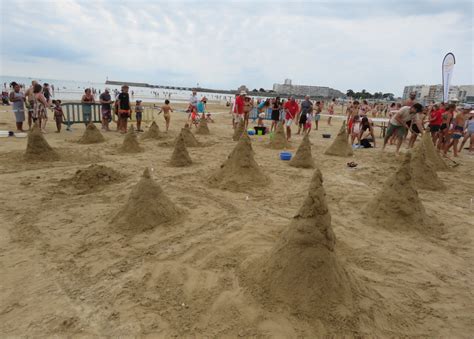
top-left (402, 84), bottom-right (474, 103)
top-left (273, 79), bottom-right (343, 98)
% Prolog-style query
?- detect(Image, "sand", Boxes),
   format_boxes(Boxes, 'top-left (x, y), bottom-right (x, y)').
top-left (289, 133), bottom-right (315, 168)
top-left (170, 133), bottom-right (192, 167)
top-left (1, 103), bottom-right (473, 337)
top-left (269, 121), bottom-right (289, 149)
top-left (78, 123), bottom-right (105, 144)
top-left (196, 117), bottom-right (210, 135)
top-left (59, 164), bottom-right (122, 193)
top-left (119, 126), bottom-right (143, 153)
top-left (421, 133), bottom-right (450, 171)
top-left (178, 126), bottom-right (200, 147)
top-left (411, 141), bottom-right (446, 191)
top-left (141, 121), bottom-right (163, 140)
top-left (241, 169), bottom-right (357, 332)
top-left (24, 124), bottom-right (60, 161)
top-left (324, 121), bottom-right (353, 157)
top-left (209, 133), bottom-right (269, 192)
top-left (232, 120), bottom-right (245, 141)
top-left (111, 168), bottom-right (181, 233)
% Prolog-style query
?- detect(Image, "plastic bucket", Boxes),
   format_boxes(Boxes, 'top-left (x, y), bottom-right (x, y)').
top-left (280, 152), bottom-right (292, 161)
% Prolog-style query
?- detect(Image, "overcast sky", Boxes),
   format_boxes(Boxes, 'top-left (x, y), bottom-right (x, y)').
top-left (1, 0), bottom-right (472, 95)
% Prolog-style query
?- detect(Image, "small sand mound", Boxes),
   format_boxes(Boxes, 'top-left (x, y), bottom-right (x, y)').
top-left (289, 134), bottom-right (315, 168)
top-left (170, 134), bottom-right (192, 167)
top-left (411, 142), bottom-right (446, 190)
top-left (177, 126), bottom-right (200, 147)
top-left (242, 169), bottom-right (355, 321)
top-left (232, 120), bottom-right (245, 141)
top-left (269, 122), bottom-right (288, 149)
top-left (119, 126), bottom-right (143, 153)
top-left (324, 121), bottom-right (353, 157)
top-left (61, 164), bottom-right (122, 192)
top-left (112, 168), bottom-right (180, 233)
top-left (421, 133), bottom-right (450, 171)
top-left (209, 133), bottom-right (270, 192)
top-left (24, 124), bottom-right (60, 161)
top-left (196, 117), bottom-right (210, 135)
top-left (365, 153), bottom-right (435, 233)
top-left (141, 121), bottom-right (162, 140)
top-left (78, 123), bottom-right (105, 144)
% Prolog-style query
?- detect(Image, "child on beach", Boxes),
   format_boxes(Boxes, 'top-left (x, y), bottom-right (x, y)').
top-left (135, 100), bottom-right (144, 132)
top-left (158, 99), bottom-right (173, 132)
top-left (305, 110), bottom-right (313, 134)
top-left (351, 115), bottom-right (361, 145)
top-left (53, 100), bottom-right (65, 133)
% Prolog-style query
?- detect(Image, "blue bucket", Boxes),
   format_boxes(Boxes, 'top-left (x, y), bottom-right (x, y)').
top-left (280, 152), bottom-right (292, 161)
top-left (247, 129), bottom-right (255, 136)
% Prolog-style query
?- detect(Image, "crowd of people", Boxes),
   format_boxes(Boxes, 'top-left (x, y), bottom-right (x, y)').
top-left (5, 81), bottom-right (474, 155)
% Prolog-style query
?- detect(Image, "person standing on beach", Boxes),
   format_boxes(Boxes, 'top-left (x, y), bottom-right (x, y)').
top-left (81, 88), bottom-right (95, 125)
top-left (33, 83), bottom-right (50, 133)
top-left (9, 82), bottom-right (26, 132)
top-left (314, 101), bottom-right (322, 130)
top-left (270, 97), bottom-right (281, 132)
top-left (43, 83), bottom-right (52, 104)
top-left (284, 96), bottom-right (299, 140)
top-left (25, 80), bottom-right (37, 129)
top-left (188, 90), bottom-right (198, 121)
top-left (116, 85), bottom-right (131, 133)
top-left (403, 91), bottom-right (417, 107)
top-left (158, 99), bottom-right (173, 132)
top-left (135, 100), bottom-right (144, 132)
top-left (99, 88), bottom-right (112, 131)
top-left (382, 103), bottom-right (423, 155)
top-left (297, 96), bottom-right (312, 135)
top-left (243, 96), bottom-right (253, 128)
top-left (234, 91), bottom-right (245, 127)
top-left (327, 98), bottom-right (335, 125)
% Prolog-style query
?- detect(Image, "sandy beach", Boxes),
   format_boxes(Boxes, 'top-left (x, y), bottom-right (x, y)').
top-left (0, 103), bottom-right (473, 337)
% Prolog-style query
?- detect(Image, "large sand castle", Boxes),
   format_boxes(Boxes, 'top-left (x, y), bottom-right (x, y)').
top-left (289, 133), bottom-right (315, 168)
top-left (119, 126), bottom-right (143, 153)
top-left (78, 123), bottom-right (105, 144)
top-left (24, 124), bottom-right (60, 161)
top-left (411, 140), bottom-right (446, 190)
top-left (196, 117), bottom-right (210, 135)
top-left (269, 121), bottom-right (288, 149)
top-left (232, 120), bottom-right (245, 141)
top-left (209, 133), bottom-right (269, 191)
top-left (170, 133), bottom-right (192, 167)
top-left (324, 121), bottom-right (353, 157)
top-left (141, 121), bottom-right (163, 140)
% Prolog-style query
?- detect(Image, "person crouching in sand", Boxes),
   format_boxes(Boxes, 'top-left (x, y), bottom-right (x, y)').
top-left (382, 103), bottom-right (423, 155)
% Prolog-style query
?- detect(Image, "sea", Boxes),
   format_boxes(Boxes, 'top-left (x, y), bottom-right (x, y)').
top-left (0, 75), bottom-right (236, 103)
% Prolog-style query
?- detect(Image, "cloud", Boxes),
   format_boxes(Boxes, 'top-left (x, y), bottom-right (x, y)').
top-left (1, 0), bottom-right (472, 95)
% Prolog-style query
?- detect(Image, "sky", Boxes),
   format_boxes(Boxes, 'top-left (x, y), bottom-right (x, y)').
top-left (0, 0), bottom-right (472, 96)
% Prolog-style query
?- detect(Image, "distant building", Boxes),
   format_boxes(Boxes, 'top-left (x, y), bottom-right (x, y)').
top-left (273, 79), bottom-right (343, 98)
top-left (402, 84), bottom-right (474, 103)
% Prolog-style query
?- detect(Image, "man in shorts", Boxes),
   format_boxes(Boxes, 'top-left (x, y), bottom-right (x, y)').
top-left (115, 85), bottom-right (131, 133)
top-left (284, 96), bottom-right (299, 141)
top-left (99, 88), bottom-right (112, 131)
top-left (382, 103), bottom-right (423, 155)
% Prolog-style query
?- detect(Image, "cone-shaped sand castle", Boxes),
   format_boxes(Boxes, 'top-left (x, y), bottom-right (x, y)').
top-left (420, 132), bottom-right (450, 172)
top-left (141, 121), bottom-right (163, 140)
top-left (289, 134), bottom-right (315, 168)
top-left (242, 169), bottom-right (356, 321)
top-left (119, 125), bottom-right (143, 153)
top-left (365, 152), bottom-right (438, 233)
top-left (232, 120), bottom-right (245, 141)
top-left (177, 124), bottom-right (200, 147)
top-left (324, 121), bottom-right (353, 157)
top-left (170, 133), bottom-right (192, 167)
top-left (195, 116), bottom-right (210, 135)
top-left (411, 139), bottom-right (446, 191)
top-left (269, 121), bottom-right (289, 149)
top-left (24, 124), bottom-right (60, 161)
top-left (112, 168), bottom-right (180, 233)
top-left (209, 133), bottom-right (269, 192)
top-left (78, 123), bottom-right (105, 144)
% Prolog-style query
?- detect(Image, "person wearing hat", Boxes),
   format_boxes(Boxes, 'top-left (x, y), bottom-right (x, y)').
top-left (115, 85), bottom-right (131, 133)
top-left (99, 88), bottom-right (112, 131)
top-left (135, 99), bottom-right (144, 132)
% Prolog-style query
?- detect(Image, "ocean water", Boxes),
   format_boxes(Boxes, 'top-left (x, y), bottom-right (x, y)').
top-left (0, 75), bottom-right (235, 103)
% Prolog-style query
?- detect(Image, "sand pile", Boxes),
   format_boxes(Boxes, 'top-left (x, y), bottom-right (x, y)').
top-left (196, 116), bottom-right (210, 135)
top-left (242, 169), bottom-right (355, 321)
top-left (111, 168), bottom-right (180, 233)
top-left (209, 133), bottom-right (270, 192)
top-left (78, 123), bottom-right (105, 144)
top-left (232, 120), bottom-right (245, 141)
top-left (411, 142), bottom-right (446, 191)
top-left (170, 134), bottom-right (192, 167)
top-left (324, 121), bottom-right (353, 157)
top-left (24, 124), bottom-right (60, 161)
top-left (61, 164), bottom-right (122, 192)
top-left (289, 134), bottom-right (315, 168)
top-left (365, 153), bottom-right (432, 233)
top-left (421, 133), bottom-right (450, 171)
top-left (119, 126), bottom-right (143, 153)
top-left (141, 121), bottom-right (162, 140)
top-left (269, 122), bottom-right (288, 149)
top-left (177, 125), bottom-right (200, 147)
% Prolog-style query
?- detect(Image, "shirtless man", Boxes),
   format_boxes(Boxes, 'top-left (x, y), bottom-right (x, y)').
top-left (444, 105), bottom-right (469, 157)
top-left (437, 103), bottom-right (455, 151)
top-left (158, 99), bottom-right (173, 132)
